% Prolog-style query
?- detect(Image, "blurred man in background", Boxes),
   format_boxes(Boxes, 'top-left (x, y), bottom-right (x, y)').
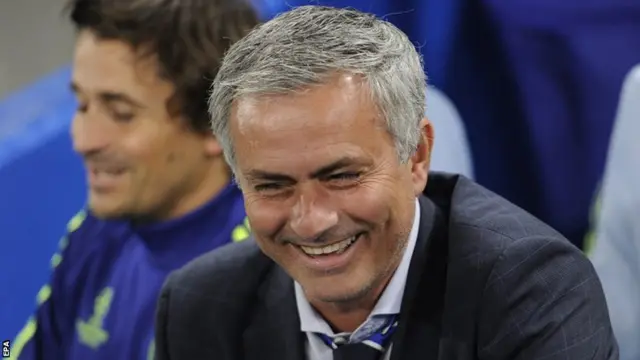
top-left (10, 0), bottom-right (259, 359)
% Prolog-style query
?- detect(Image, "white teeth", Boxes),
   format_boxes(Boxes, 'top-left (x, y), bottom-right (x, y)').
top-left (299, 235), bottom-right (358, 256)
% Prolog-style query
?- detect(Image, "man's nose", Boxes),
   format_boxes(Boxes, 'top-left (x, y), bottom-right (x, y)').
top-left (289, 185), bottom-right (339, 241)
top-left (71, 114), bottom-right (111, 155)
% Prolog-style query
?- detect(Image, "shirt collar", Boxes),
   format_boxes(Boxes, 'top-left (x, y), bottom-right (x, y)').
top-left (295, 199), bottom-right (421, 335)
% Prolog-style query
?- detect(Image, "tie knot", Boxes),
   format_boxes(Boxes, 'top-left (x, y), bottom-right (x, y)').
top-left (316, 314), bottom-right (399, 352)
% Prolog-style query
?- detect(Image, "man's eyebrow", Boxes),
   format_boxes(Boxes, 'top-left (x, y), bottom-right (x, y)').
top-left (244, 170), bottom-right (295, 182)
top-left (70, 82), bottom-right (145, 108)
top-left (310, 156), bottom-right (365, 178)
top-left (244, 156), bottom-right (368, 182)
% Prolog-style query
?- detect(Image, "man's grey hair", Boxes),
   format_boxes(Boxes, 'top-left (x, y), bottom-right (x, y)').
top-left (208, 5), bottom-right (427, 173)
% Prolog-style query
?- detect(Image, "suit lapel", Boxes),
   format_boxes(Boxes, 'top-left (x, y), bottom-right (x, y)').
top-left (390, 196), bottom-right (449, 360)
top-left (243, 266), bottom-right (305, 360)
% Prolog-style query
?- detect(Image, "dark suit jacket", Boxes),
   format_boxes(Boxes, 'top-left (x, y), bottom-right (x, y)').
top-left (154, 173), bottom-right (619, 360)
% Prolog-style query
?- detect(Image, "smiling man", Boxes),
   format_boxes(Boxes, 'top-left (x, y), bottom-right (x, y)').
top-left (155, 5), bottom-right (618, 360)
top-left (10, 0), bottom-right (258, 359)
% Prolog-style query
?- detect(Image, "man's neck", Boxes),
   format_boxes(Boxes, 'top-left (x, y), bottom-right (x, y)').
top-left (158, 158), bottom-right (230, 221)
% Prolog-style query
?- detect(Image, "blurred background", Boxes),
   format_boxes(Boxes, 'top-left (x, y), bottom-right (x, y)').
top-left (1, 0), bottom-right (638, 343)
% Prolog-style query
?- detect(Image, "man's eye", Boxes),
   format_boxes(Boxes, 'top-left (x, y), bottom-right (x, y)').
top-left (254, 183), bottom-right (282, 192)
top-left (112, 112), bottom-right (135, 122)
top-left (76, 103), bottom-right (89, 113)
top-left (329, 172), bottom-right (361, 181)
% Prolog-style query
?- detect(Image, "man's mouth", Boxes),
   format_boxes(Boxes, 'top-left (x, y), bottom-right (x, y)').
top-left (297, 233), bottom-right (363, 256)
top-left (87, 165), bottom-right (127, 190)
top-left (92, 168), bottom-right (126, 177)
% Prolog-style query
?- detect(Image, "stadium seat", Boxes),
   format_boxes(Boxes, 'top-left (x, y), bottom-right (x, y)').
top-left (426, 86), bottom-right (474, 179)
top-left (0, 66), bottom-right (86, 336)
top-left (589, 63), bottom-right (640, 360)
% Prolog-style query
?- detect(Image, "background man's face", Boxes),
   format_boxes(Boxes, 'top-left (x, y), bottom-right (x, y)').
top-left (231, 74), bottom-right (430, 305)
top-left (71, 30), bottom-right (221, 220)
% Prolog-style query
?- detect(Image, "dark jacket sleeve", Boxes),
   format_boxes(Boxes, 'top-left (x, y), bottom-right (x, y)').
top-left (478, 235), bottom-right (619, 360)
top-left (154, 272), bottom-right (175, 360)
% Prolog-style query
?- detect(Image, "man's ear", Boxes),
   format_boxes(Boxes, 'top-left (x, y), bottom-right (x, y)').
top-left (204, 135), bottom-right (224, 157)
top-left (410, 117), bottom-right (434, 195)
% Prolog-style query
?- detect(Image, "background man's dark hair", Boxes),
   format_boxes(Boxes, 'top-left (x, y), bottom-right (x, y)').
top-left (67, 0), bottom-right (260, 132)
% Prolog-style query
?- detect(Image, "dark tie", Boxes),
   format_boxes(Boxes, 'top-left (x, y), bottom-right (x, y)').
top-left (316, 314), bottom-right (398, 360)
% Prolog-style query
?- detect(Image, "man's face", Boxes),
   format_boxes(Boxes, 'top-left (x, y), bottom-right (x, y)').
top-left (232, 74), bottom-right (431, 305)
top-left (71, 30), bottom-right (223, 220)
